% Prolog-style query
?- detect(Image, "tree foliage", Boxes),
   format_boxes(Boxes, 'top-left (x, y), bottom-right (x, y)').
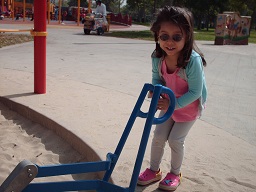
top-left (124, 0), bottom-right (255, 29)
top-left (108, 0), bottom-right (125, 13)
top-left (62, 0), bottom-right (255, 28)
top-left (67, 0), bottom-right (88, 7)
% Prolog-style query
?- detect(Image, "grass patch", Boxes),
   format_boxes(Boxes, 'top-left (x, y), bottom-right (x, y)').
top-left (105, 30), bottom-right (154, 41)
top-left (106, 28), bottom-right (256, 44)
top-left (249, 30), bottom-right (256, 44)
top-left (0, 33), bottom-right (34, 48)
top-left (194, 28), bottom-right (215, 41)
top-left (1, 28), bottom-right (255, 48)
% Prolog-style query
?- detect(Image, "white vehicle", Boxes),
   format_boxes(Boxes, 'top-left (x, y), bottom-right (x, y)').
top-left (83, 13), bottom-right (108, 35)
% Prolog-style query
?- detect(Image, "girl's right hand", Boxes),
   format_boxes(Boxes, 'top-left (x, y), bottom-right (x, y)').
top-left (157, 95), bottom-right (170, 111)
top-left (148, 91), bottom-right (153, 98)
top-left (148, 92), bottom-right (170, 111)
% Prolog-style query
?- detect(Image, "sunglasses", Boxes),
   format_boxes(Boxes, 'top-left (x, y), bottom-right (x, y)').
top-left (158, 34), bottom-right (183, 42)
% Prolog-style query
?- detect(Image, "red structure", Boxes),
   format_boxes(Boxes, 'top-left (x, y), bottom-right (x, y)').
top-left (33, 0), bottom-right (47, 94)
top-left (109, 13), bottom-right (132, 26)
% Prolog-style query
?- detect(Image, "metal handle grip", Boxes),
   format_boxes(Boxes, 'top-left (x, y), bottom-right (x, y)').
top-left (137, 84), bottom-right (176, 124)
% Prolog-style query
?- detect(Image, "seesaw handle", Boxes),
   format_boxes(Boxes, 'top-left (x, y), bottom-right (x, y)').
top-left (137, 84), bottom-right (176, 124)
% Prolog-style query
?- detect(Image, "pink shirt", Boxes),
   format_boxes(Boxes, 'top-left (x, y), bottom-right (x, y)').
top-left (161, 60), bottom-right (199, 122)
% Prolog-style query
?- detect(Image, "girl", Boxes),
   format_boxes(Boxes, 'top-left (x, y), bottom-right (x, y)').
top-left (137, 6), bottom-right (207, 191)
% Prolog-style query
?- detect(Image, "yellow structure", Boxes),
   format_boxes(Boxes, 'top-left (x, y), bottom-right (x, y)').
top-left (215, 12), bottom-right (251, 45)
top-left (1, 0), bottom-right (54, 21)
top-left (88, 0), bottom-right (92, 13)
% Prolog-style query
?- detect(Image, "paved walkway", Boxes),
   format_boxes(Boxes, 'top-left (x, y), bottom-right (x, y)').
top-left (0, 21), bottom-right (256, 190)
top-left (0, 17), bottom-right (150, 31)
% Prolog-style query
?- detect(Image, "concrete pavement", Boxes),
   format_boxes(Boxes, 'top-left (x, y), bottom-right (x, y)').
top-left (0, 17), bottom-right (150, 31)
top-left (1, 22), bottom-right (256, 190)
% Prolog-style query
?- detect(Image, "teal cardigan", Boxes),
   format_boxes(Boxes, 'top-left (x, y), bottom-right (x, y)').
top-left (152, 50), bottom-right (207, 111)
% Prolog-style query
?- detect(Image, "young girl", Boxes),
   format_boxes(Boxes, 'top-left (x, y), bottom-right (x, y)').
top-left (137, 6), bottom-right (207, 191)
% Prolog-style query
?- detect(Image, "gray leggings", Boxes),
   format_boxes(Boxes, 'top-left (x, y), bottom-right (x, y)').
top-left (150, 111), bottom-right (196, 175)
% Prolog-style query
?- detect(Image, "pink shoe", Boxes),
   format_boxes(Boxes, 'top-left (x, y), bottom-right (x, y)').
top-left (137, 168), bottom-right (162, 186)
top-left (158, 172), bottom-right (182, 191)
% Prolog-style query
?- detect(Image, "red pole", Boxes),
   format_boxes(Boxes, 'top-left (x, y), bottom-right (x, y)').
top-left (77, 0), bottom-right (80, 26)
top-left (34, 0), bottom-right (46, 94)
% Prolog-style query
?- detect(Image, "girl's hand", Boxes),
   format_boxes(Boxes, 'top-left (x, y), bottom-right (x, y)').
top-left (148, 92), bottom-right (170, 110)
top-left (148, 91), bottom-right (153, 98)
top-left (157, 95), bottom-right (170, 111)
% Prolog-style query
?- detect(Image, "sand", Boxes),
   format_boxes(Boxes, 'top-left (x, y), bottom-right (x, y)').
top-left (0, 22), bottom-right (256, 191)
top-left (0, 102), bottom-right (97, 191)
top-left (1, 100), bottom-right (256, 192)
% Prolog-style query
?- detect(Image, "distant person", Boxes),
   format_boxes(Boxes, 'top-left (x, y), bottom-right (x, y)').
top-left (137, 6), bottom-right (207, 191)
top-left (30, 5), bottom-right (34, 21)
top-left (15, 13), bottom-right (19, 20)
top-left (54, 8), bottom-right (58, 20)
top-left (61, 10), bottom-right (67, 24)
top-left (95, 0), bottom-right (107, 21)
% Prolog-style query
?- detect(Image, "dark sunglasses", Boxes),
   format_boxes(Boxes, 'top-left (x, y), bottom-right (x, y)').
top-left (158, 34), bottom-right (183, 42)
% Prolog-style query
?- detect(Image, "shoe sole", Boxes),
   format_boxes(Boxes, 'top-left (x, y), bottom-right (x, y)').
top-left (137, 175), bottom-right (162, 186)
top-left (158, 173), bottom-right (182, 191)
top-left (158, 182), bottom-right (180, 191)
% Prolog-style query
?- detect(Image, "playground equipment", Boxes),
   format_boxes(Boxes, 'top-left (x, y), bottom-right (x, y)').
top-left (0, 83), bottom-right (176, 192)
top-left (215, 12), bottom-right (251, 45)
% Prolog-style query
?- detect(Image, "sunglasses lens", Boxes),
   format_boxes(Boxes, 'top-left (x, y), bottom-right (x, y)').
top-left (159, 34), bottom-right (183, 42)
top-left (173, 34), bottom-right (183, 42)
top-left (159, 34), bottom-right (170, 41)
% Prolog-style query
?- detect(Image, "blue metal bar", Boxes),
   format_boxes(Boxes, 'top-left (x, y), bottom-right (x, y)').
top-left (152, 85), bottom-right (176, 124)
top-left (103, 83), bottom-right (151, 182)
top-left (98, 181), bottom-right (130, 192)
top-left (35, 160), bottom-right (112, 177)
top-left (23, 180), bottom-right (129, 192)
top-left (129, 85), bottom-right (175, 191)
top-left (104, 83), bottom-right (175, 191)
top-left (23, 180), bottom-right (100, 192)
top-left (18, 83), bottom-right (176, 192)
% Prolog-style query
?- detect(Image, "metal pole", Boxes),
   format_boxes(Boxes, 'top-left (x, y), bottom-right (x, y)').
top-left (8, 0), bottom-right (10, 11)
top-left (34, 0), bottom-right (47, 94)
top-left (1, 0), bottom-right (4, 13)
top-left (77, 0), bottom-right (80, 26)
top-left (88, 0), bottom-right (91, 13)
top-left (23, 0), bottom-right (25, 22)
top-left (12, 0), bottom-right (14, 20)
top-left (47, 0), bottom-right (50, 24)
top-left (58, 0), bottom-right (61, 24)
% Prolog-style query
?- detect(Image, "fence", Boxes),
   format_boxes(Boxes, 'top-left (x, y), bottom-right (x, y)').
top-left (108, 13), bottom-right (132, 26)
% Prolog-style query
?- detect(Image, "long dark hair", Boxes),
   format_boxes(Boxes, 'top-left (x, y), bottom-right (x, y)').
top-left (150, 6), bottom-right (206, 67)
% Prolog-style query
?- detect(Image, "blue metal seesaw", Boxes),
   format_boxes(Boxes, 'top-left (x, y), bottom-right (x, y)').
top-left (0, 83), bottom-right (176, 192)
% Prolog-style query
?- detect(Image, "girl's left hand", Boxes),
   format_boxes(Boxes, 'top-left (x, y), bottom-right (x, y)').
top-left (157, 95), bottom-right (170, 110)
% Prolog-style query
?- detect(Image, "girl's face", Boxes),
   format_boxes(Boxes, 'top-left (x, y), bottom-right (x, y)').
top-left (158, 22), bottom-right (186, 58)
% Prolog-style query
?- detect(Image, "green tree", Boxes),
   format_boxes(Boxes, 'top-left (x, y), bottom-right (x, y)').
top-left (243, 0), bottom-right (256, 29)
top-left (226, 0), bottom-right (256, 29)
top-left (127, 0), bottom-right (156, 22)
top-left (109, 0), bottom-right (124, 13)
top-left (125, 0), bottom-right (256, 28)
